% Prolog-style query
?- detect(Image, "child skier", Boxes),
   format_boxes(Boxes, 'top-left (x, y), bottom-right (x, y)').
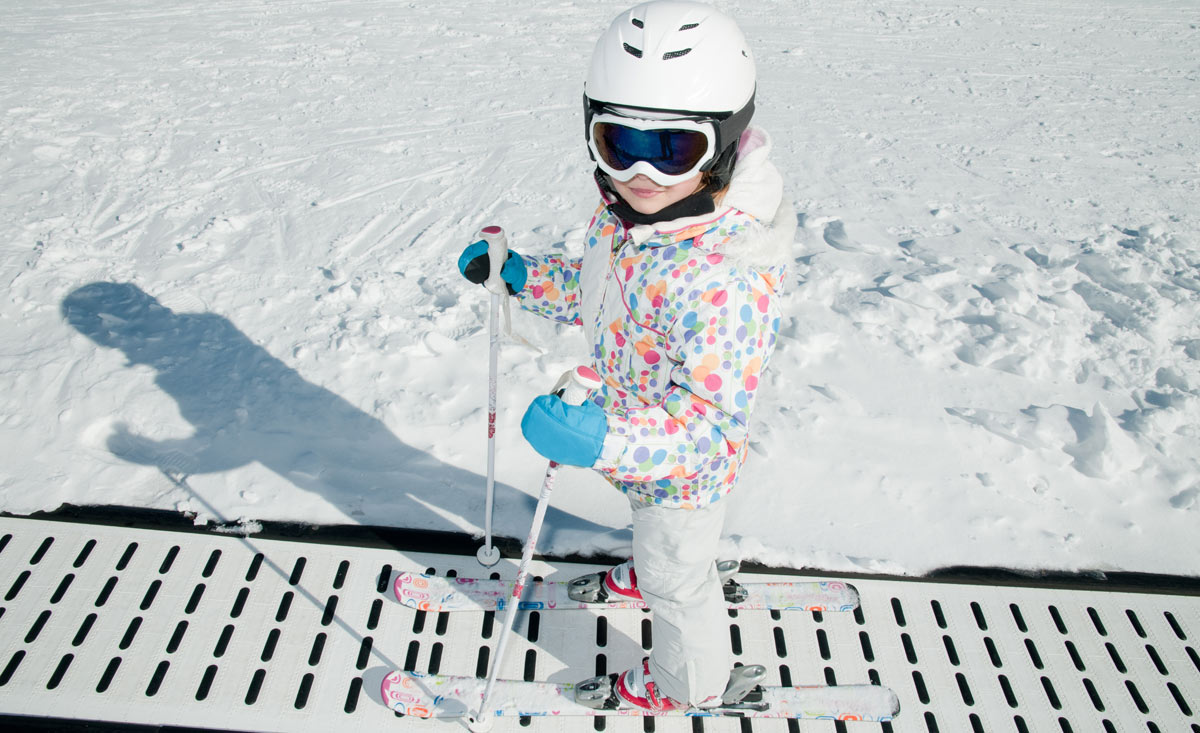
top-left (458, 0), bottom-right (793, 712)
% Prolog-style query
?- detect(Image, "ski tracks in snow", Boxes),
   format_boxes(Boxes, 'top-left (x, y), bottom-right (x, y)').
top-left (768, 209), bottom-right (1200, 571)
top-left (792, 214), bottom-right (1200, 455)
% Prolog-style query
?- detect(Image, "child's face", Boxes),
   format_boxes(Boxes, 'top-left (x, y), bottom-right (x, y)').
top-left (612, 173), bottom-right (704, 216)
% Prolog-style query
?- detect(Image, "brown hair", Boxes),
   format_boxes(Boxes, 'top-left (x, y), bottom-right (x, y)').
top-left (703, 170), bottom-right (731, 205)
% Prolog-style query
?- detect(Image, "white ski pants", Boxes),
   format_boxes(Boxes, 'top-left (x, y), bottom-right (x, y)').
top-left (629, 494), bottom-right (729, 706)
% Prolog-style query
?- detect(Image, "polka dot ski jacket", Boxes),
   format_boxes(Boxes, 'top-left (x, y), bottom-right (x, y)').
top-left (516, 128), bottom-right (795, 509)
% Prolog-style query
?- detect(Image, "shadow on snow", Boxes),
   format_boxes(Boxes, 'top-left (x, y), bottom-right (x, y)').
top-left (60, 281), bottom-right (608, 543)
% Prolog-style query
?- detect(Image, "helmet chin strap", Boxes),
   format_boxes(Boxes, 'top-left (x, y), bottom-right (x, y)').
top-left (595, 168), bottom-right (723, 227)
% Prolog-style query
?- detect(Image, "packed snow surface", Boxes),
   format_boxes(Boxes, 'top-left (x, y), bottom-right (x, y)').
top-left (2, 0), bottom-right (1198, 577)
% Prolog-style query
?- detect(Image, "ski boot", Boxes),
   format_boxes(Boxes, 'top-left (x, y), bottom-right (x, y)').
top-left (575, 660), bottom-right (768, 711)
top-left (567, 558), bottom-right (642, 603)
top-left (568, 559), bottom-right (747, 604)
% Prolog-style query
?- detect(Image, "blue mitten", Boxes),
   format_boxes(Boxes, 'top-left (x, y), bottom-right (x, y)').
top-left (458, 240), bottom-right (527, 295)
top-left (521, 394), bottom-right (607, 467)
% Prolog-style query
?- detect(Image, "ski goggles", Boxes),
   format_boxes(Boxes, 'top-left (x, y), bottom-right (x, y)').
top-left (587, 113), bottom-right (718, 187)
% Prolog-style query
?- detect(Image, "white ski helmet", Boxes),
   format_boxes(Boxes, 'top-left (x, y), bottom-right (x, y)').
top-left (584, 1), bottom-right (756, 186)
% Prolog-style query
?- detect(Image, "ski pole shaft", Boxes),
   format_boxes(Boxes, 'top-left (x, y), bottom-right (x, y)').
top-left (477, 225), bottom-right (507, 568)
top-left (470, 365), bottom-right (602, 731)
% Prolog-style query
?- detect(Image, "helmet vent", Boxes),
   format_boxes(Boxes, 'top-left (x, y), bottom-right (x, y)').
top-left (663, 48), bottom-right (692, 60)
top-left (622, 43), bottom-right (643, 58)
top-left (631, 17), bottom-right (644, 28)
top-left (679, 23), bottom-right (699, 30)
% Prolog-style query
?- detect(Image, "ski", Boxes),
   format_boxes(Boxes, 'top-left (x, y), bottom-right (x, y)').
top-left (380, 670), bottom-right (899, 722)
top-left (394, 571), bottom-right (859, 612)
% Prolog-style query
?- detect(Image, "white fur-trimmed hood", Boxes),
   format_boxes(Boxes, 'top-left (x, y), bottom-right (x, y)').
top-left (720, 127), bottom-right (796, 273)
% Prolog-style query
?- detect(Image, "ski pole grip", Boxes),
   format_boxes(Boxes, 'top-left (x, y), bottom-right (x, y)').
top-left (555, 365), bottom-right (603, 406)
top-left (479, 225), bottom-right (508, 295)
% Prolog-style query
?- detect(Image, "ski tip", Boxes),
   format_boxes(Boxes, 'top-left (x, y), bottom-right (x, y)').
top-left (391, 571), bottom-right (410, 605)
top-left (381, 670), bottom-right (431, 717)
top-left (381, 670), bottom-right (472, 719)
top-left (392, 571), bottom-right (440, 610)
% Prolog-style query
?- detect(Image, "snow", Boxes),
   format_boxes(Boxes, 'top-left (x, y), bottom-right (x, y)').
top-left (2, 0), bottom-right (1198, 578)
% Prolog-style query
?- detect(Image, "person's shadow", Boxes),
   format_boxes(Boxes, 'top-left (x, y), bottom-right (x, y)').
top-left (61, 281), bottom-right (607, 542)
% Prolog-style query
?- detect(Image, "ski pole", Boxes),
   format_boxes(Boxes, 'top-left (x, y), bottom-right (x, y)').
top-left (468, 364), bottom-right (603, 732)
top-left (476, 225), bottom-right (507, 567)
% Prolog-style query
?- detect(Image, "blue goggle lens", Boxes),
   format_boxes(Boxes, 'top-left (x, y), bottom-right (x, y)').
top-left (594, 122), bottom-right (710, 177)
